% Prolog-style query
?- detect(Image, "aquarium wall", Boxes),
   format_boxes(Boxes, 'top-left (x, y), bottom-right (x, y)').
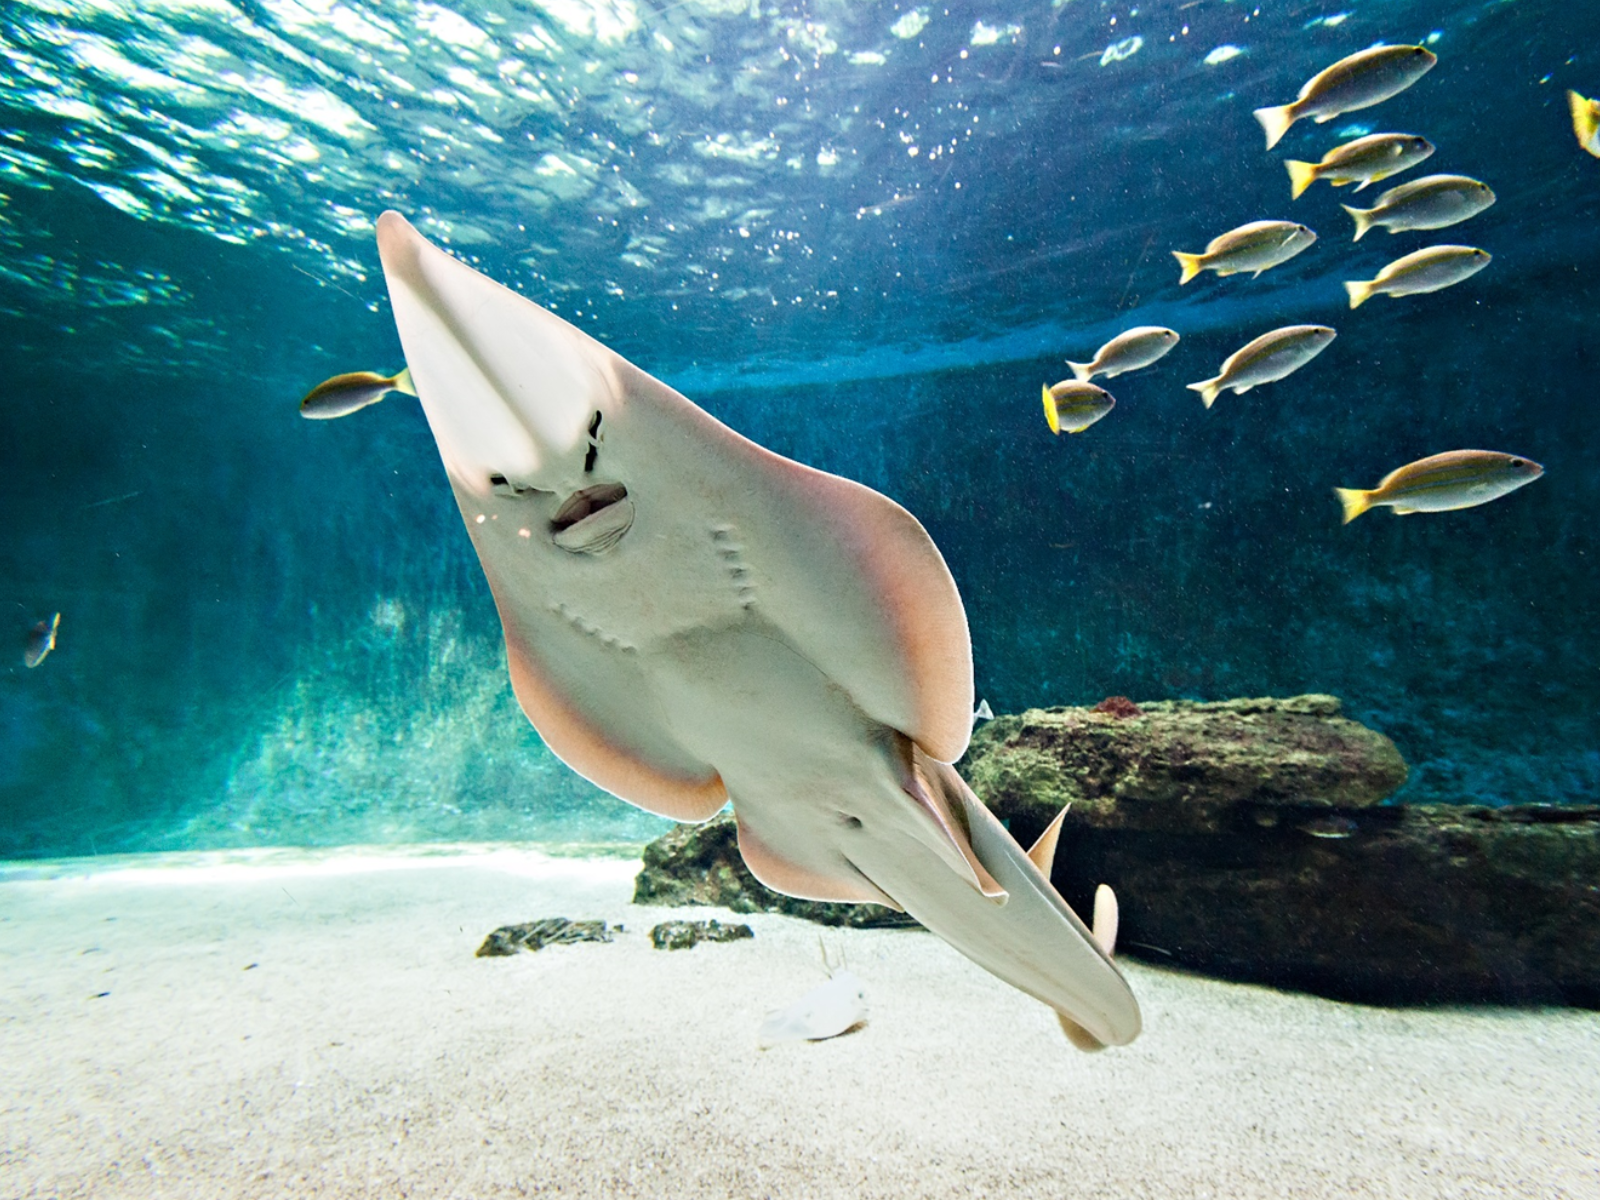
top-left (3, 0), bottom-right (1598, 858)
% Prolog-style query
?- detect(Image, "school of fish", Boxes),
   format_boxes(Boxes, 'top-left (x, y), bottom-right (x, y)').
top-left (1045, 41), bottom-right (1551, 523)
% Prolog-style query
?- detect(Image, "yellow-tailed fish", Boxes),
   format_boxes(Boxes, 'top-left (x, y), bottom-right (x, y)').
top-left (1567, 90), bottom-right (1600, 157)
top-left (1255, 45), bottom-right (1437, 150)
top-left (1284, 132), bottom-right (1434, 199)
top-left (1345, 245), bottom-right (1490, 309)
top-left (1336, 450), bottom-right (1543, 523)
top-left (1172, 220), bottom-right (1316, 285)
top-left (1186, 325), bottom-right (1336, 409)
top-left (299, 367), bottom-right (416, 419)
top-left (1042, 381), bottom-right (1115, 434)
top-left (24, 612), bottom-right (59, 668)
top-left (1342, 175), bottom-right (1495, 241)
top-left (1067, 326), bottom-right (1180, 382)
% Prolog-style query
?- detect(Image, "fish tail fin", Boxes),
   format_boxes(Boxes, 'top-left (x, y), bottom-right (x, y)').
top-left (1284, 159), bottom-right (1317, 199)
top-left (1172, 250), bottom-right (1204, 285)
top-left (1570, 90), bottom-right (1599, 143)
top-left (1335, 487), bottom-right (1373, 524)
top-left (1041, 384), bottom-right (1061, 435)
top-left (1345, 279), bottom-right (1374, 310)
top-left (1253, 103), bottom-right (1296, 150)
top-left (391, 366), bottom-right (417, 396)
top-left (1066, 360), bottom-right (1095, 383)
top-left (1342, 204), bottom-right (1374, 241)
top-left (1186, 378), bottom-right (1222, 409)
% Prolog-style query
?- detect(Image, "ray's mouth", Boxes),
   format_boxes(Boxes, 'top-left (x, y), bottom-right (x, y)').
top-left (550, 482), bottom-right (634, 554)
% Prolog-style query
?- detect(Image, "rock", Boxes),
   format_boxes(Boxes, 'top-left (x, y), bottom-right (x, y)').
top-left (1040, 802), bottom-right (1600, 1006)
top-left (649, 919), bottom-right (754, 950)
top-left (632, 814), bottom-right (918, 928)
top-left (475, 918), bottom-right (613, 957)
top-left (962, 694), bottom-right (1408, 835)
top-left (962, 697), bottom-right (1600, 1006)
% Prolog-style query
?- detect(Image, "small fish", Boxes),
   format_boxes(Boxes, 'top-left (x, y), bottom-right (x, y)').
top-left (1067, 326), bottom-right (1180, 382)
top-left (1172, 220), bottom-right (1316, 284)
top-left (757, 969), bottom-right (868, 1049)
top-left (1254, 45), bottom-right (1438, 150)
top-left (1297, 815), bottom-right (1359, 840)
top-left (1336, 450), bottom-right (1544, 524)
top-left (1284, 132), bottom-right (1434, 199)
top-left (1344, 244), bottom-right (1491, 309)
top-left (1186, 324), bottom-right (1336, 409)
top-left (1569, 90), bottom-right (1600, 158)
top-left (1342, 175), bottom-right (1496, 241)
top-left (24, 612), bottom-right (60, 668)
top-left (972, 698), bottom-right (994, 723)
top-left (1042, 380), bottom-right (1115, 434)
top-left (298, 367), bottom-right (415, 419)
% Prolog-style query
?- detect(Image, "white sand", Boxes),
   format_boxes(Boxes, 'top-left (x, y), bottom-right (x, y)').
top-left (2, 846), bottom-right (1596, 1199)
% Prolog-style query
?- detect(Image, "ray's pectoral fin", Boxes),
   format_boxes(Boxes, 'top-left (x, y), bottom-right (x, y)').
top-left (908, 747), bottom-right (1006, 900)
top-left (502, 632), bottom-right (729, 823)
top-left (736, 814), bottom-right (899, 907)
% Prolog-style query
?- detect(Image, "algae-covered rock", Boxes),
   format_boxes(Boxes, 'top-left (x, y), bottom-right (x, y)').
top-left (475, 918), bottom-right (613, 957)
top-left (1051, 803), bottom-right (1600, 1006)
top-left (963, 694), bottom-right (1408, 835)
top-left (632, 815), bottom-right (917, 928)
top-left (649, 918), bottom-right (754, 950)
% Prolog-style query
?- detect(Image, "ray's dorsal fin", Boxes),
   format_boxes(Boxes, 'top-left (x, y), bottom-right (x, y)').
top-left (1025, 806), bottom-right (1069, 876)
top-left (1092, 883), bottom-right (1120, 957)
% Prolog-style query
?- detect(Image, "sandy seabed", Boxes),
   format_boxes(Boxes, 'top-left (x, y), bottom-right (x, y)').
top-left (0, 846), bottom-right (1595, 1200)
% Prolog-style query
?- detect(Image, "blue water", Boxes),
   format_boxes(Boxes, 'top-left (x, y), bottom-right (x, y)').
top-left (3, 0), bottom-right (1598, 857)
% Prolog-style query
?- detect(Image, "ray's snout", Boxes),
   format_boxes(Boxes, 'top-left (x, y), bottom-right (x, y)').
top-left (375, 210), bottom-right (610, 499)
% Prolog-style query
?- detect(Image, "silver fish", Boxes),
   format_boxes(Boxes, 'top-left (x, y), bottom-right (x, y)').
top-left (1570, 90), bottom-right (1600, 158)
top-left (1255, 45), bottom-right (1437, 150)
top-left (1186, 325), bottom-right (1337, 409)
top-left (1345, 245), bottom-right (1491, 308)
top-left (1284, 132), bottom-right (1434, 199)
top-left (1172, 220), bottom-right (1316, 284)
top-left (24, 612), bottom-right (59, 668)
top-left (299, 367), bottom-right (415, 419)
top-left (1336, 450), bottom-right (1543, 523)
top-left (1042, 380), bottom-right (1116, 434)
top-left (1067, 326), bottom-right (1180, 382)
top-left (1342, 175), bottom-right (1496, 241)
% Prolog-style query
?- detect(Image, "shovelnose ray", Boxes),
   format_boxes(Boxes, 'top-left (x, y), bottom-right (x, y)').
top-left (372, 211), bottom-right (1141, 1049)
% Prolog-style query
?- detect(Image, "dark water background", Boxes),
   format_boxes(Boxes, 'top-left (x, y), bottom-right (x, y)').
top-left (3, 0), bottom-right (1598, 857)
